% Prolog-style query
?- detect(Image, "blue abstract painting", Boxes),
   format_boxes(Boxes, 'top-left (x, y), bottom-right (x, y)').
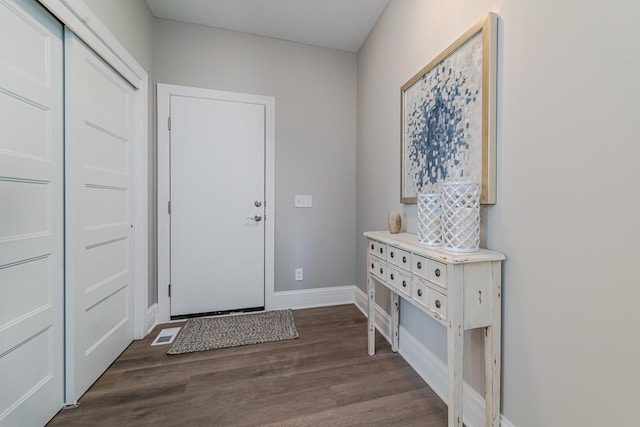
top-left (402, 33), bottom-right (483, 200)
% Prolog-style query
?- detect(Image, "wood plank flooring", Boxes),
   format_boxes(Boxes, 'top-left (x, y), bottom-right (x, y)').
top-left (47, 304), bottom-right (447, 426)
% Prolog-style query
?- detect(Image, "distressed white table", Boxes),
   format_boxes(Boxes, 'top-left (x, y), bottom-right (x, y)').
top-left (364, 231), bottom-right (505, 427)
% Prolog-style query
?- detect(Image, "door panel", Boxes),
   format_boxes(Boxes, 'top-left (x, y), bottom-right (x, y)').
top-left (65, 31), bottom-right (135, 403)
top-left (0, 0), bottom-right (63, 425)
top-left (170, 94), bottom-right (265, 317)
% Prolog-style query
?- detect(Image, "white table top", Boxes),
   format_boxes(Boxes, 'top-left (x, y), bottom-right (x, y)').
top-left (364, 231), bottom-right (505, 264)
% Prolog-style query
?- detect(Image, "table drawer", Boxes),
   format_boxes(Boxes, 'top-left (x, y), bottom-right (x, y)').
top-left (413, 279), bottom-right (447, 321)
top-left (412, 254), bottom-right (430, 280)
top-left (388, 266), bottom-right (411, 297)
top-left (429, 261), bottom-right (447, 288)
top-left (367, 256), bottom-right (386, 281)
top-left (429, 288), bottom-right (447, 321)
top-left (412, 255), bottom-right (447, 289)
top-left (412, 279), bottom-right (429, 308)
top-left (388, 246), bottom-right (411, 271)
top-left (368, 239), bottom-right (387, 258)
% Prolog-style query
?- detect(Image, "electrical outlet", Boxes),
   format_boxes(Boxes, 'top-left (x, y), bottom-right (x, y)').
top-left (295, 268), bottom-right (303, 281)
top-left (294, 195), bottom-right (312, 208)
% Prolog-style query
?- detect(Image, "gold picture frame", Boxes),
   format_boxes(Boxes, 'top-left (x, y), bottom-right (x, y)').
top-left (401, 13), bottom-right (498, 204)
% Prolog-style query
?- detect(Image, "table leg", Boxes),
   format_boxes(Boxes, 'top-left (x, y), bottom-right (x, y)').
top-left (391, 292), bottom-right (400, 352)
top-left (368, 275), bottom-right (376, 356)
top-left (484, 262), bottom-right (502, 427)
top-left (485, 261), bottom-right (502, 426)
top-left (448, 265), bottom-right (464, 427)
top-left (484, 325), bottom-right (500, 426)
top-left (448, 318), bottom-right (464, 427)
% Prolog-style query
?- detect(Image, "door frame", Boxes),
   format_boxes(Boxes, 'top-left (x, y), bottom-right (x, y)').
top-left (38, 0), bottom-right (149, 339)
top-left (156, 83), bottom-right (275, 323)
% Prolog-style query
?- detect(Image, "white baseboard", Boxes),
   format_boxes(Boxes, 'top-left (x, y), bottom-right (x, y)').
top-left (273, 285), bottom-right (354, 310)
top-left (353, 287), bottom-right (514, 427)
top-left (354, 285), bottom-right (367, 312)
top-left (146, 303), bottom-right (158, 334)
top-left (501, 414), bottom-right (516, 427)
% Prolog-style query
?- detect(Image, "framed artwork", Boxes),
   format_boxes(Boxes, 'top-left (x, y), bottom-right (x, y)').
top-left (401, 13), bottom-right (498, 204)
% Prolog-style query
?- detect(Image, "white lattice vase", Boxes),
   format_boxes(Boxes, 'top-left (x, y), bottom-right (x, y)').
top-left (417, 193), bottom-right (442, 246)
top-left (442, 182), bottom-right (480, 253)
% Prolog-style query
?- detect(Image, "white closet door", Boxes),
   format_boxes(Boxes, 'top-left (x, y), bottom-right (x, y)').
top-left (64, 31), bottom-right (135, 403)
top-left (0, 0), bottom-right (64, 425)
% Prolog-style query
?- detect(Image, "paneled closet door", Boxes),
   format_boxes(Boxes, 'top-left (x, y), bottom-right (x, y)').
top-left (64, 30), bottom-right (135, 403)
top-left (0, 0), bottom-right (64, 425)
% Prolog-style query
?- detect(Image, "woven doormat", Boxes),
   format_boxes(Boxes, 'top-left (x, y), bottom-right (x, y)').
top-left (167, 309), bottom-right (298, 355)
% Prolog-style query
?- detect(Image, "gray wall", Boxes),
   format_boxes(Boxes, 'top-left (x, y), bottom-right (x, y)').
top-left (82, 0), bottom-right (158, 306)
top-left (153, 19), bottom-right (357, 293)
top-left (357, 1), bottom-right (640, 426)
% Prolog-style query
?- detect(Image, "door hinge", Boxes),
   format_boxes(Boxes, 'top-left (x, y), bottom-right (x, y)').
top-left (168, 284), bottom-right (171, 297)
top-left (168, 117), bottom-right (171, 130)
top-left (168, 201), bottom-right (171, 214)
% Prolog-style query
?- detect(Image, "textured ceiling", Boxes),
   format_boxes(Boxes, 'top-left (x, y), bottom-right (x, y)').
top-left (144, 0), bottom-right (390, 53)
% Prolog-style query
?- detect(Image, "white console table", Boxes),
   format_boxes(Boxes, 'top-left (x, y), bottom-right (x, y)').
top-left (364, 231), bottom-right (505, 427)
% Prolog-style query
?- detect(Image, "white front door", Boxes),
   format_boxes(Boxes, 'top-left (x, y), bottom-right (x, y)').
top-left (64, 31), bottom-right (135, 403)
top-left (0, 0), bottom-right (64, 424)
top-left (170, 92), bottom-right (266, 317)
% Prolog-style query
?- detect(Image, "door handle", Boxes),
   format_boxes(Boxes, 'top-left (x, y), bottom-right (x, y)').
top-left (246, 214), bottom-right (262, 222)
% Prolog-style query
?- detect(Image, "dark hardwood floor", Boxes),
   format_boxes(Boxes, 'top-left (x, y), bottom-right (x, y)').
top-left (47, 304), bottom-right (447, 426)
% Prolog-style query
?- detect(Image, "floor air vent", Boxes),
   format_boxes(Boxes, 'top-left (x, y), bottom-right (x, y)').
top-left (151, 327), bottom-right (181, 346)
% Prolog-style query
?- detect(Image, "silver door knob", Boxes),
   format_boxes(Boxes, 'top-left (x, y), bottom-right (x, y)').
top-left (247, 214), bottom-right (262, 222)
top-left (254, 200), bottom-right (262, 207)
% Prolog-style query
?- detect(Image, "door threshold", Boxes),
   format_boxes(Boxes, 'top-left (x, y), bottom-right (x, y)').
top-left (170, 306), bottom-right (265, 321)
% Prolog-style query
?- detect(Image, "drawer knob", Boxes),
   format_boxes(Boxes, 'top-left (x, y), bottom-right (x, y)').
top-left (390, 273), bottom-right (394, 280)
top-left (390, 252), bottom-right (394, 258)
top-left (417, 261), bottom-right (422, 269)
top-left (435, 300), bottom-right (441, 309)
top-left (435, 268), bottom-right (441, 277)
top-left (371, 263), bottom-right (374, 268)
top-left (402, 281), bottom-right (407, 288)
top-left (379, 268), bottom-right (384, 274)
top-left (402, 256), bottom-right (407, 263)
top-left (379, 248), bottom-right (384, 254)
top-left (371, 244), bottom-right (374, 250)
top-left (417, 289), bottom-right (423, 297)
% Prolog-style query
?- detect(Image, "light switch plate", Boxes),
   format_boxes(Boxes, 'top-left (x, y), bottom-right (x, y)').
top-left (295, 195), bottom-right (312, 208)
top-left (295, 268), bottom-right (303, 281)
